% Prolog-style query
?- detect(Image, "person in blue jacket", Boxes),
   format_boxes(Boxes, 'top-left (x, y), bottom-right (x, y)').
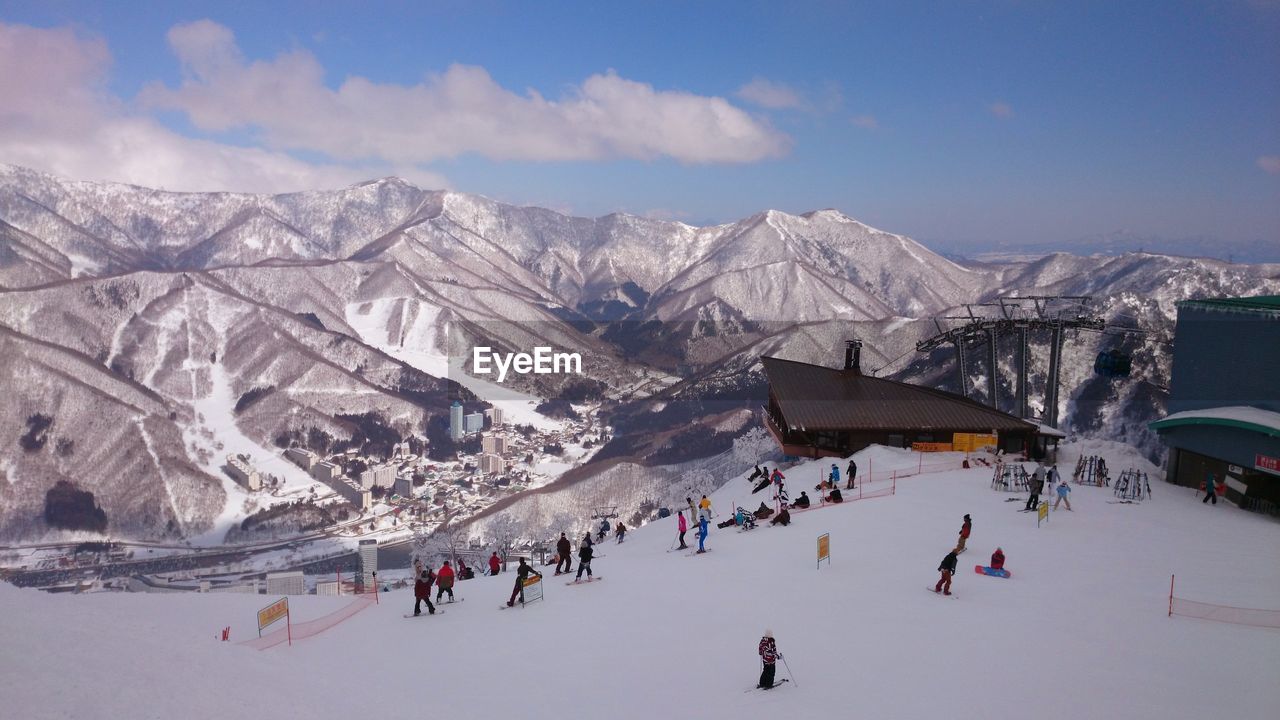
top-left (1054, 479), bottom-right (1073, 511)
top-left (829, 464), bottom-right (840, 488)
top-left (696, 514), bottom-right (709, 553)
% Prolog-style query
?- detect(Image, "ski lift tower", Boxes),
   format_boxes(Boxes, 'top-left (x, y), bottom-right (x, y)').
top-left (916, 295), bottom-right (1105, 427)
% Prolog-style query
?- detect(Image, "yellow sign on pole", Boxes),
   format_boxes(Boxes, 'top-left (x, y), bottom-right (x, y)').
top-left (953, 433), bottom-right (998, 453)
top-left (1037, 502), bottom-right (1048, 527)
top-left (257, 596), bottom-right (289, 635)
top-left (817, 533), bottom-right (830, 569)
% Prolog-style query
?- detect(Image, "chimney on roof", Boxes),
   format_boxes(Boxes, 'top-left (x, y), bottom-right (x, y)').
top-left (844, 339), bottom-right (863, 374)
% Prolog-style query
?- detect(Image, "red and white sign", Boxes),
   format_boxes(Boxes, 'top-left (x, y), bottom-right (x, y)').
top-left (1257, 454), bottom-right (1280, 476)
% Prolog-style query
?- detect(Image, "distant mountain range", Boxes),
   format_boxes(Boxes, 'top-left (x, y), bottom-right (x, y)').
top-left (929, 230), bottom-right (1280, 265)
top-left (2, 164), bottom-right (1277, 543)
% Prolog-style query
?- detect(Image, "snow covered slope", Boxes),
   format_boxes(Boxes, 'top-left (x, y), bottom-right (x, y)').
top-left (3, 443), bottom-right (1277, 720)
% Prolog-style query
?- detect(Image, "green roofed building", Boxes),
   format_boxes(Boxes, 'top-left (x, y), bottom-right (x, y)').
top-left (1148, 295), bottom-right (1280, 513)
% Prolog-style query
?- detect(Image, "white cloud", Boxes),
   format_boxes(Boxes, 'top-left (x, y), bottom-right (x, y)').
top-left (145, 20), bottom-right (789, 164)
top-left (0, 22), bottom-right (443, 193)
top-left (735, 77), bottom-right (804, 110)
top-left (989, 101), bottom-right (1014, 118)
top-left (1258, 155), bottom-right (1280, 175)
top-left (851, 114), bottom-right (879, 129)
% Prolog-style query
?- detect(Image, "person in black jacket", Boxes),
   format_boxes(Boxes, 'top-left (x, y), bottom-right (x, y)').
top-left (935, 548), bottom-right (959, 595)
top-left (790, 491), bottom-right (811, 509)
top-left (555, 533), bottom-right (572, 575)
top-left (507, 557), bottom-right (542, 607)
top-left (846, 459), bottom-right (857, 489)
top-left (575, 541), bottom-right (594, 581)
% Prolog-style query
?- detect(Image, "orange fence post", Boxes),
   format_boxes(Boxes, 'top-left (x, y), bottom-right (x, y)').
top-left (286, 603), bottom-right (292, 647)
top-left (1168, 574), bottom-right (1175, 617)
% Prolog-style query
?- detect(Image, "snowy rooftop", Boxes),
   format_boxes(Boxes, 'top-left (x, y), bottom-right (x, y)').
top-left (1150, 405), bottom-right (1280, 437)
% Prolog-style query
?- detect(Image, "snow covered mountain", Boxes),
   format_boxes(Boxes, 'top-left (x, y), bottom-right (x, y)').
top-left (2, 164), bottom-right (1277, 542)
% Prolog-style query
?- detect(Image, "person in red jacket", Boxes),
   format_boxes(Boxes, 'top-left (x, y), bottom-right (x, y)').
top-left (435, 560), bottom-right (456, 602)
top-left (488, 552), bottom-right (501, 576)
top-left (957, 514), bottom-right (972, 552)
top-left (413, 567), bottom-right (436, 616)
top-left (990, 547), bottom-right (1005, 570)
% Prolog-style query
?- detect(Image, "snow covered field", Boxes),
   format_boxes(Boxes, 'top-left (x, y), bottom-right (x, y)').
top-left (3, 444), bottom-right (1278, 720)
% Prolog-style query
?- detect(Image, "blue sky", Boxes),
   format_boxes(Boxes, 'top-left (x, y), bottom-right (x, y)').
top-left (1, 1), bottom-right (1277, 254)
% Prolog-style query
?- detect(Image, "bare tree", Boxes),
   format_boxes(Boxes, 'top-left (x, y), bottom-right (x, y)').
top-left (487, 513), bottom-right (522, 572)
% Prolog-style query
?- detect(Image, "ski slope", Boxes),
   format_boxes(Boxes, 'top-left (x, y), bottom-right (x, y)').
top-left (2, 444), bottom-right (1278, 720)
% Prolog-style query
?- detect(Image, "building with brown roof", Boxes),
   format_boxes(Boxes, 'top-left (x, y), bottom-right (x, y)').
top-left (762, 347), bottom-right (1040, 458)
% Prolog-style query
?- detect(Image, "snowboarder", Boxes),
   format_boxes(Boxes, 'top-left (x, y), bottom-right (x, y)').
top-left (990, 547), bottom-right (1005, 571)
top-left (615, 522), bottom-right (627, 543)
top-left (575, 541), bottom-right (594, 581)
top-left (488, 551), bottom-right (501, 576)
top-left (697, 513), bottom-right (709, 553)
top-left (936, 548), bottom-right (959, 595)
top-left (829, 464), bottom-right (840, 488)
top-left (825, 486), bottom-right (843, 503)
top-left (1054, 479), bottom-right (1073, 511)
top-left (758, 630), bottom-right (780, 689)
top-left (555, 533), bottom-right (572, 574)
top-left (1026, 464), bottom-right (1045, 511)
top-left (699, 495), bottom-right (712, 521)
top-left (791, 491), bottom-right (811, 509)
top-left (770, 507), bottom-right (791, 526)
top-left (846, 459), bottom-right (857, 489)
top-left (1202, 472), bottom-right (1219, 505)
top-left (583, 531), bottom-right (594, 549)
top-left (414, 568), bottom-right (437, 615)
top-left (435, 560), bottom-right (455, 602)
top-left (506, 557), bottom-right (542, 607)
top-left (677, 510), bottom-right (689, 550)
top-left (597, 518), bottom-right (610, 542)
top-left (957, 514), bottom-right (972, 552)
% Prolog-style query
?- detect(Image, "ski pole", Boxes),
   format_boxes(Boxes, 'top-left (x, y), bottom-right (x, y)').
top-left (778, 654), bottom-right (797, 687)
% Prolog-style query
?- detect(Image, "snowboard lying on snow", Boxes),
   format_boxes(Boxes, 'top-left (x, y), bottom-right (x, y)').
top-left (975, 565), bottom-right (1012, 578)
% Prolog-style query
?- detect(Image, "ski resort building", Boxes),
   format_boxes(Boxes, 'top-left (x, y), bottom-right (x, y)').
top-left (1149, 295), bottom-right (1280, 512)
top-left (264, 571), bottom-right (305, 596)
top-left (225, 455), bottom-right (262, 491)
top-left (761, 349), bottom-right (1039, 459)
top-left (359, 463), bottom-right (396, 489)
top-left (358, 539), bottom-right (378, 589)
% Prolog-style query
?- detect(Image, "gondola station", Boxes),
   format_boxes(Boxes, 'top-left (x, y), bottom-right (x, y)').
top-left (1149, 295), bottom-right (1280, 513)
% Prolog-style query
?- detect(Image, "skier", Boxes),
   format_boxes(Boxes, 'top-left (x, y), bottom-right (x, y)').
top-left (506, 557), bottom-right (542, 607)
top-left (1202, 472), bottom-right (1219, 505)
top-left (686, 496), bottom-right (697, 525)
top-left (1046, 464), bottom-right (1060, 492)
top-left (935, 548), bottom-right (959, 595)
top-left (791, 491), bottom-right (811, 509)
top-left (555, 533), bottom-right (572, 575)
top-left (615, 522), bottom-right (627, 544)
top-left (696, 513), bottom-right (709, 553)
top-left (436, 560), bottom-right (456, 602)
top-left (990, 547), bottom-right (1005, 571)
top-left (597, 518), bottom-right (610, 542)
top-left (757, 629), bottom-right (780, 689)
top-left (457, 558), bottom-right (473, 580)
top-left (1026, 463), bottom-right (1045, 511)
top-left (846, 458), bottom-right (857, 489)
top-left (575, 541), bottom-right (594, 581)
top-left (1054, 479), bottom-right (1073, 511)
top-left (582, 531), bottom-right (594, 550)
top-left (957, 514), bottom-right (972, 552)
top-left (699, 495), bottom-right (712, 521)
top-left (414, 567), bottom-right (437, 615)
top-left (677, 509), bottom-right (689, 550)
top-left (488, 551), bottom-right (501, 576)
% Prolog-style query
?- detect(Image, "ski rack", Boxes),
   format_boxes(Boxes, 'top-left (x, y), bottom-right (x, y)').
top-left (990, 462), bottom-right (1030, 492)
top-left (1113, 468), bottom-right (1152, 501)
top-left (1073, 455), bottom-right (1110, 487)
